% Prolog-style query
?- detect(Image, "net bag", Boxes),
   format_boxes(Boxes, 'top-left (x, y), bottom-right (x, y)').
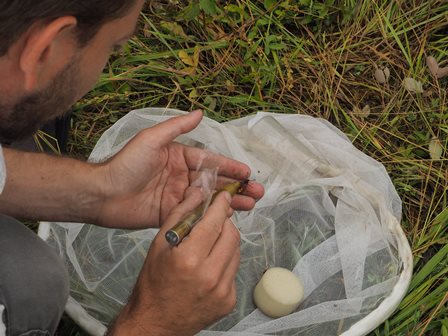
top-left (39, 108), bottom-right (412, 336)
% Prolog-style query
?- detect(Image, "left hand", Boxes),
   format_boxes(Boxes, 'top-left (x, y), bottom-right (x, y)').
top-left (94, 110), bottom-right (264, 229)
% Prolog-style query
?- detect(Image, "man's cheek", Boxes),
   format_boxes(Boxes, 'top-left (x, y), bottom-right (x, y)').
top-left (79, 63), bottom-right (107, 98)
top-left (79, 49), bottom-right (111, 95)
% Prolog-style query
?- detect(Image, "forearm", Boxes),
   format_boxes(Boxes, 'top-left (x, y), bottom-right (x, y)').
top-left (0, 148), bottom-right (104, 223)
top-left (106, 308), bottom-right (169, 336)
top-left (106, 290), bottom-right (195, 336)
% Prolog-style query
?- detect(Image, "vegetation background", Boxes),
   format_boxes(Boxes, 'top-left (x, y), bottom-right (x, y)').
top-left (53, 0), bottom-right (447, 335)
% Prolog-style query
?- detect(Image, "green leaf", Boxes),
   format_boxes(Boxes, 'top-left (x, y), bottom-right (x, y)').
top-left (226, 4), bottom-right (242, 14)
top-left (299, 0), bottom-right (312, 7)
top-left (160, 21), bottom-right (188, 38)
top-left (189, 88), bottom-right (199, 99)
top-left (409, 244), bottom-right (448, 291)
top-left (269, 43), bottom-right (285, 50)
top-left (118, 83), bottom-right (131, 94)
top-left (383, 319), bottom-right (390, 336)
top-left (264, 46), bottom-right (271, 56)
top-left (256, 18), bottom-right (270, 26)
top-left (199, 0), bottom-right (218, 16)
top-left (442, 324), bottom-right (448, 336)
top-left (179, 50), bottom-right (195, 66)
top-left (300, 15), bottom-right (313, 25)
top-left (266, 35), bottom-right (277, 44)
top-left (204, 96), bottom-right (217, 111)
top-left (180, 2), bottom-right (200, 21)
top-left (264, 0), bottom-right (276, 11)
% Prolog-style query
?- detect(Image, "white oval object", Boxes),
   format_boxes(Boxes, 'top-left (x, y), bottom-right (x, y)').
top-left (427, 56), bottom-right (440, 77)
top-left (429, 138), bottom-right (443, 160)
top-left (403, 77), bottom-right (424, 93)
top-left (374, 69), bottom-right (386, 84)
top-left (253, 267), bottom-right (304, 318)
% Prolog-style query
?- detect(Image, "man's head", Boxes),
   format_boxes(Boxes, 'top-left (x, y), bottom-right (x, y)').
top-left (0, 0), bottom-right (144, 143)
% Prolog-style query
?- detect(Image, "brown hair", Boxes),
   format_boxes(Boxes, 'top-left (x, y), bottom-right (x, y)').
top-left (0, 0), bottom-right (137, 56)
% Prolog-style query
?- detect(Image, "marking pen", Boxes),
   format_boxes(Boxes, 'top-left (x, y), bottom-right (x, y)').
top-left (165, 180), bottom-right (249, 246)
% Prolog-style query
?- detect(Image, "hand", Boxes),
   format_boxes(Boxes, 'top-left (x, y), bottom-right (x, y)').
top-left (109, 189), bottom-right (241, 335)
top-left (95, 110), bottom-right (264, 229)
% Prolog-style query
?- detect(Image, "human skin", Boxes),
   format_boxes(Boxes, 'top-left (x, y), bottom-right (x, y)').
top-left (109, 190), bottom-right (243, 335)
top-left (0, 111), bottom-right (261, 228)
top-left (0, 0), bottom-right (264, 334)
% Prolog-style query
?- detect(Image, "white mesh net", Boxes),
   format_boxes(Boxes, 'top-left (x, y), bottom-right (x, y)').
top-left (42, 109), bottom-right (412, 336)
top-left (0, 145), bottom-right (6, 194)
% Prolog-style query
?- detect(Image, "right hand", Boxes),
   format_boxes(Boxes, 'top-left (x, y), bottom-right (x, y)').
top-left (109, 189), bottom-right (241, 335)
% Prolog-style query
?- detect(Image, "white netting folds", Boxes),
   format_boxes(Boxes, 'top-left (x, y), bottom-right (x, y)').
top-left (39, 109), bottom-right (412, 336)
top-left (0, 145), bottom-right (6, 194)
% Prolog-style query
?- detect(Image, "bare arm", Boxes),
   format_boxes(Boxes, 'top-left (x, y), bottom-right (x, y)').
top-left (0, 147), bottom-right (103, 223)
top-left (0, 113), bottom-right (264, 228)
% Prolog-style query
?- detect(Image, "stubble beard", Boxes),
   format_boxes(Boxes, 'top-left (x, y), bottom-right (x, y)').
top-left (0, 57), bottom-right (80, 144)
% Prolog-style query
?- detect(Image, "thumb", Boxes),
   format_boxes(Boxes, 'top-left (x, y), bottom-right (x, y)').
top-left (146, 110), bottom-right (203, 147)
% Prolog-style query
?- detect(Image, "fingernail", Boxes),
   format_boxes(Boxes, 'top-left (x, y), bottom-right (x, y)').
top-left (223, 191), bottom-right (232, 203)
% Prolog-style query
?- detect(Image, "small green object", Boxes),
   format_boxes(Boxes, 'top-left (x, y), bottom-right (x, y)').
top-left (264, 0), bottom-right (276, 11)
top-left (199, 0), bottom-right (218, 16)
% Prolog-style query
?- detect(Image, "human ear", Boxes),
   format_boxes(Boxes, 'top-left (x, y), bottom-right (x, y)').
top-left (19, 16), bottom-right (77, 91)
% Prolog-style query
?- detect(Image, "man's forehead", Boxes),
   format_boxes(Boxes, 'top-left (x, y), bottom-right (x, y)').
top-left (98, 0), bottom-right (143, 39)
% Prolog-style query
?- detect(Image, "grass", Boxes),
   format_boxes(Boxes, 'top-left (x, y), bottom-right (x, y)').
top-left (55, 0), bottom-right (447, 335)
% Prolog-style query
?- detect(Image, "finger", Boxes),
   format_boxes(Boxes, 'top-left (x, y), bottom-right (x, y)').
top-left (183, 185), bottom-right (205, 200)
top-left (237, 180), bottom-right (264, 200)
top-left (188, 172), bottom-right (265, 201)
top-left (227, 180), bottom-right (264, 210)
top-left (215, 256), bottom-right (239, 315)
top-left (158, 187), bottom-right (204, 236)
top-left (230, 195), bottom-right (255, 211)
top-left (184, 147), bottom-right (251, 181)
top-left (182, 191), bottom-right (232, 257)
top-left (188, 173), bottom-right (264, 211)
top-left (208, 219), bottom-right (241, 280)
top-left (221, 252), bottom-right (241, 288)
top-left (143, 110), bottom-right (203, 148)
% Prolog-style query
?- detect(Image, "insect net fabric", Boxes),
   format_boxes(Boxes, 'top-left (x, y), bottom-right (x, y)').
top-left (0, 145), bottom-right (6, 193)
top-left (43, 109), bottom-right (412, 336)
